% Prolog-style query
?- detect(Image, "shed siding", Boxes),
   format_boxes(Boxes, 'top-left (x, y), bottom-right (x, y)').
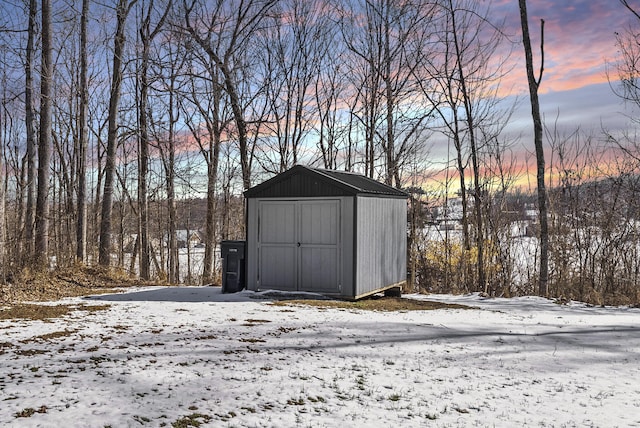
top-left (246, 198), bottom-right (259, 289)
top-left (340, 197), bottom-right (354, 296)
top-left (245, 196), bottom-right (353, 296)
top-left (258, 201), bottom-right (298, 290)
top-left (299, 200), bottom-right (340, 293)
top-left (355, 196), bottom-right (406, 296)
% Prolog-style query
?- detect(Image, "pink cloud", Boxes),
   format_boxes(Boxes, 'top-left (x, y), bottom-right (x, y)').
top-left (495, 0), bottom-right (630, 94)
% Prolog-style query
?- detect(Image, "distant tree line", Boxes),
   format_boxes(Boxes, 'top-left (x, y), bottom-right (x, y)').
top-left (0, 0), bottom-right (639, 304)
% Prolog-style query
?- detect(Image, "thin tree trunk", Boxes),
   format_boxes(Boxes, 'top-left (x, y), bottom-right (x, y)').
top-left (99, 0), bottom-right (137, 266)
top-left (202, 173), bottom-right (217, 284)
top-left (519, 0), bottom-right (549, 296)
top-left (35, 0), bottom-right (53, 269)
top-left (24, 0), bottom-right (38, 261)
top-left (223, 67), bottom-right (251, 190)
top-left (76, 0), bottom-right (89, 263)
top-left (137, 0), bottom-right (170, 279)
top-left (383, 0), bottom-right (395, 186)
top-left (167, 88), bottom-right (178, 284)
top-left (0, 94), bottom-right (5, 278)
top-left (202, 90), bottom-right (221, 285)
top-left (129, 233), bottom-right (139, 274)
top-left (138, 22), bottom-right (151, 280)
top-left (202, 133), bottom-right (219, 285)
top-left (450, 0), bottom-right (485, 292)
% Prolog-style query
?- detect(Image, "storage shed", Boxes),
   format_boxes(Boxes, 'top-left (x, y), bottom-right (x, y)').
top-left (244, 165), bottom-right (408, 299)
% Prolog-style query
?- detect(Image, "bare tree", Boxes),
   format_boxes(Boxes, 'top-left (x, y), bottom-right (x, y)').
top-left (183, 0), bottom-right (277, 190)
top-left (258, 0), bottom-right (325, 172)
top-left (448, 0), bottom-right (487, 291)
top-left (519, 0), bottom-right (549, 296)
top-left (340, 0), bottom-right (385, 178)
top-left (314, 50), bottom-right (346, 170)
top-left (24, 0), bottom-right (38, 262)
top-left (182, 54), bottom-right (229, 284)
top-left (99, 0), bottom-right (138, 267)
top-left (76, 0), bottom-right (90, 263)
top-left (152, 42), bottom-right (184, 284)
top-left (137, 0), bottom-right (171, 279)
top-left (0, 55), bottom-right (7, 278)
top-left (34, 0), bottom-right (53, 269)
top-left (340, 0), bottom-right (433, 185)
top-left (611, 1), bottom-right (640, 137)
top-left (416, 0), bottom-right (511, 293)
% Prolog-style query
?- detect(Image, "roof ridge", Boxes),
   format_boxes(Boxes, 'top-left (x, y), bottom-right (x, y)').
top-left (244, 164), bottom-right (407, 198)
top-left (310, 167), bottom-right (363, 192)
top-left (312, 167), bottom-right (407, 196)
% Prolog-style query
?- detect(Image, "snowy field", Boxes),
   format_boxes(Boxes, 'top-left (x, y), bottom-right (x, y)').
top-left (1, 288), bottom-right (639, 427)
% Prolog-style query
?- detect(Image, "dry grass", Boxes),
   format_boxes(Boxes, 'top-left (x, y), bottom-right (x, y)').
top-left (0, 265), bottom-right (115, 322)
top-left (1, 265), bottom-right (163, 304)
top-left (0, 303), bottom-right (110, 321)
top-left (270, 296), bottom-right (469, 311)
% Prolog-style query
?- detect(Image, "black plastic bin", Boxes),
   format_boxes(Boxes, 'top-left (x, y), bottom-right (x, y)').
top-left (221, 240), bottom-right (246, 293)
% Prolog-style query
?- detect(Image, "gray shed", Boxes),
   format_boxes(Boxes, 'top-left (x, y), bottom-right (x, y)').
top-left (244, 165), bottom-right (408, 299)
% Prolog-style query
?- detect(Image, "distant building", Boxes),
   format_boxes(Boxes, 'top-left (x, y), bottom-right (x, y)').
top-left (172, 230), bottom-right (204, 248)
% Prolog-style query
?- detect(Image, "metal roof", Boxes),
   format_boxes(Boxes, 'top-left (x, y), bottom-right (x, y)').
top-left (244, 165), bottom-right (408, 199)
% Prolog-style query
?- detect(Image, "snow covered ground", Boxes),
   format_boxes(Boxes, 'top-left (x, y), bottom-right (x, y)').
top-left (1, 288), bottom-right (639, 427)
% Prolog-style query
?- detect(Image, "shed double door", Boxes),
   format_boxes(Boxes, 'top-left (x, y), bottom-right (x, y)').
top-left (258, 200), bottom-right (340, 293)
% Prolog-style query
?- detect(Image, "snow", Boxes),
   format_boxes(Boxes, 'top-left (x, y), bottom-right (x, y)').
top-left (1, 288), bottom-right (639, 427)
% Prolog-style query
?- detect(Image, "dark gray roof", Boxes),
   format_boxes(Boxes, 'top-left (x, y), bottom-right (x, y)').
top-left (244, 165), bottom-right (408, 199)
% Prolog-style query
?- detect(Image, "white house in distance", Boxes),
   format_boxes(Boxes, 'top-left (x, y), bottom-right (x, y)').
top-left (173, 230), bottom-right (204, 248)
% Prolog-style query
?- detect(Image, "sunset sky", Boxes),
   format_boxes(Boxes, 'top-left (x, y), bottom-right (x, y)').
top-left (421, 0), bottom-right (640, 191)
top-left (498, 0), bottom-right (635, 133)
top-left (1, 0), bottom-right (636, 193)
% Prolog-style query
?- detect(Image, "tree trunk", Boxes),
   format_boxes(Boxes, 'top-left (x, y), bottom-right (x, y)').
top-left (202, 130), bottom-right (220, 285)
top-left (138, 18), bottom-right (151, 280)
top-left (202, 94), bottom-right (221, 285)
top-left (24, 0), bottom-right (38, 262)
top-left (76, 0), bottom-right (89, 263)
top-left (167, 88), bottom-right (178, 284)
top-left (518, 0), bottom-right (549, 296)
top-left (99, 0), bottom-right (137, 266)
top-left (222, 66), bottom-right (251, 190)
top-left (450, 0), bottom-right (485, 292)
top-left (137, 0), bottom-right (170, 279)
top-left (35, 0), bottom-right (53, 269)
top-left (383, 0), bottom-right (395, 186)
top-left (0, 95), bottom-right (5, 278)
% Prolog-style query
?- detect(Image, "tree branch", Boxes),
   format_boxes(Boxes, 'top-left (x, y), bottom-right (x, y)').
top-left (620, 0), bottom-right (640, 21)
top-left (537, 19), bottom-right (544, 86)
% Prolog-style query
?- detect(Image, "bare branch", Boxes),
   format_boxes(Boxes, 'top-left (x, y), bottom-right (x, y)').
top-left (537, 19), bottom-right (544, 86)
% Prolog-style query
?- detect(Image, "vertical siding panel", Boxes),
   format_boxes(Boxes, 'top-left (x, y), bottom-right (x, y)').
top-left (341, 197), bottom-right (354, 297)
top-left (246, 199), bottom-right (258, 290)
top-left (299, 200), bottom-right (340, 293)
top-left (259, 201), bottom-right (298, 290)
top-left (355, 197), bottom-right (407, 296)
